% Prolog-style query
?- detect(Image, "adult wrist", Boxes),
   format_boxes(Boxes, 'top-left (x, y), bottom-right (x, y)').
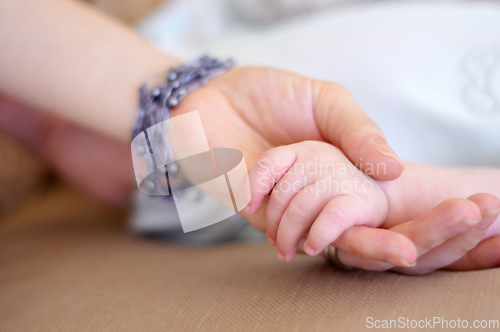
top-left (109, 51), bottom-right (182, 142)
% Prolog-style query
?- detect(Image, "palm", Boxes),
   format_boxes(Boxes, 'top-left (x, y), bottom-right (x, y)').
top-left (177, 67), bottom-right (323, 167)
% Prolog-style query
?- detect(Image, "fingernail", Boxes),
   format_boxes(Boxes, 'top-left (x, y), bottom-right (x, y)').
top-left (451, 218), bottom-right (480, 235)
top-left (373, 138), bottom-right (404, 166)
top-left (303, 243), bottom-right (317, 256)
top-left (385, 257), bottom-right (416, 267)
top-left (485, 208), bottom-right (500, 216)
top-left (464, 218), bottom-right (481, 226)
top-left (373, 138), bottom-right (398, 159)
top-left (280, 250), bottom-right (295, 262)
top-left (267, 234), bottom-right (276, 246)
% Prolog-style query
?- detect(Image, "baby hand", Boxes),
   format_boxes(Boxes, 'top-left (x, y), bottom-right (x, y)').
top-left (246, 141), bottom-right (388, 261)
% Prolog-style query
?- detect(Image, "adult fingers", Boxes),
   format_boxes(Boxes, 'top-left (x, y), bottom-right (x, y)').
top-left (446, 193), bottom-right (500, 271)
top-left (389, 198), bottom-right (481, 256)
top-left (331, 198), bottom-right (481, 272)
top-left (311, 81), bottom-right (403, 181)
top-left (334, 226), bottom-right (417, 268)
top-left (446, 235), bottom-right (500, 271)
top-left (406, 194), bottom-right (500, 274)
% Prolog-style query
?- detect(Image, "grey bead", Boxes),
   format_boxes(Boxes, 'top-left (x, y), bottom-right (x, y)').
top-left (151, 88), bottom-right (161, 97)
top-left (168, 72), bottom-right (178, 81)
top-left (168, 97), bottom-right (178, 107)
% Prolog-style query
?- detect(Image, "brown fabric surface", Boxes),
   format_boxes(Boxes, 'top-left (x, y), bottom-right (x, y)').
top-left (0, 133), bottom-right (46, 216)
top-left (1, 186), bottom-right (500, 331)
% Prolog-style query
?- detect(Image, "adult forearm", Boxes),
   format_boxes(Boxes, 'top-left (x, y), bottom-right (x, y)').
top-left (0, 0), bottom-right (179, 141)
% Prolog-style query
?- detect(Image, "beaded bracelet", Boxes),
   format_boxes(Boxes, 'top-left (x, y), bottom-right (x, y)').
top-left (132, 55), bottom-right (233, 142)
top-left (130, 55), bottom-right (233, 196)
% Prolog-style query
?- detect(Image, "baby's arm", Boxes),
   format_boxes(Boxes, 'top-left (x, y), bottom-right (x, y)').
top-left (246, 141), bottom-right (390, 262)
top-left (379, 163), bottom-right (500, 239)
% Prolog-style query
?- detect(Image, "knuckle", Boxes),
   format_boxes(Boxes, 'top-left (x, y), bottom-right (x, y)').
top-left (330, 82), bottom-right (351, 97)
top-left (283, 202), bottom-right (306, 226)
top-left (269, 188), bottom-right (290, 208)
top-left (323, 201), bottom-right (349, 224)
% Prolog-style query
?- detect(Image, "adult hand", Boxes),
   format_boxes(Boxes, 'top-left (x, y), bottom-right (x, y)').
top-left (173, 66), bottom-right (404, 231)
top-left (331, 193), bottom-right (500, 274)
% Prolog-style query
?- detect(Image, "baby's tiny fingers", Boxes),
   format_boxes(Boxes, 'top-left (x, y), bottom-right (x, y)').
top-left (303, 195), bottom-right (362, 256)
top-left (266, 164), bottom-right (313, 247)
top-left (275, 181), bottom-right (331, 261)
top-left (245, 146), bottom-right (296, 213)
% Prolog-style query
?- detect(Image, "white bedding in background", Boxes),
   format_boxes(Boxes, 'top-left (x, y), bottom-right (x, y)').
top-left (137, 0), bottom-right (500, 167)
